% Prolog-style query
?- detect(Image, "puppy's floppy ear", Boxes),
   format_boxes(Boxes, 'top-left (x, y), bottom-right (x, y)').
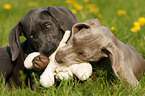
top-left (9, 20), bottom-right (23, 61)
top-left (72, 18), bottom-right (100, 35)
top-left (47, 6), bottom-right (78, 32)
top-left (103, 42), bottom-right (122, 78)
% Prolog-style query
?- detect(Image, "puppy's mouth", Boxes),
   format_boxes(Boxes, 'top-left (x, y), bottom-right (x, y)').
top-left (73, 24), bottom-right (90, 34)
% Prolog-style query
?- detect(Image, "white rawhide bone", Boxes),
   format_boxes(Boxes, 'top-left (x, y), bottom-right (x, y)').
top-left (68, 63), bottom-right (92, 81)
top-left (24, 30), bottom-right (92, 88)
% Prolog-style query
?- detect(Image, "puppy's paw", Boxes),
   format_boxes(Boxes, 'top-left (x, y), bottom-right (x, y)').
top-left (32, 55), bottom-right (49, 71)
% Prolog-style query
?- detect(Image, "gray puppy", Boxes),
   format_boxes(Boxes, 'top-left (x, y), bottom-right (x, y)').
top-left (56, 19), bottom-right (145, 86)
top-left (0, 6), bottom-right (78, 89)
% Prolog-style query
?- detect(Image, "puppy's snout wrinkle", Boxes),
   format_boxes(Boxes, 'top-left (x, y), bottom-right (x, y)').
top-left (55, 53), bottom-right (63, 63)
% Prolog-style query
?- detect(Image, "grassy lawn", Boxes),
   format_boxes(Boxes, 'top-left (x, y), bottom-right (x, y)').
top-left (0, 0), bottom-right (145, 95)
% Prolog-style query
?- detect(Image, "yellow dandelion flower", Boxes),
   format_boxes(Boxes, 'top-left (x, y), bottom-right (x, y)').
top-left (83, 0), bottom-right (89, 3)
top-left (87, 4), bottom-right (99, 14)
top-left (77, 5), bottom-right (83, 10)
top-left (111, 27), bottom-right (115, 31)
top-left (131, 27), bottom-right (138, 32)
top-left (131, 22), bottom-right (140, 32)
top-left (73, 2), bottom-right (79, 7)
top-left (87, 4), bottom-right (95, 9)
top-left (98, 14), bottom-right (102, 19)
top-left (73, 3), bottom-right (83, 10)
top-left (71, 9), bottom-right (77, 14)
top-left (27, 2), bottom-right (39, 7)
top-left (117, 10), bottom-right (126, 16)
top-left (4, 4), bottom-right (11, 10)
top-left (138, 17), bottom-right (145, 25)
top-left (134, 22), bottom-right (140, 29)
top-left (65, 0), bottom-right (71, 4)
top-left (65, 0), bottom-right (77, 4)
top-left (89, 8), bottom-right (99, 14)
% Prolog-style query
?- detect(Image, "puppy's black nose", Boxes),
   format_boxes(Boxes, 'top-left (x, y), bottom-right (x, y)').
top-left (55, 53), bottom-right (63, 63)
top-left (41, 46), bottom-right (55, 57)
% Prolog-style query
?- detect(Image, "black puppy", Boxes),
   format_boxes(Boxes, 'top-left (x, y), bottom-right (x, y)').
top-left (0, 6), bottom-right (78, 89)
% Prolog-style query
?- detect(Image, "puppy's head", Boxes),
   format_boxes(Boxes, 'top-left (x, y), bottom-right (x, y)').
top-left (9, 6), bottom-right (78, 61)
top-left (21, 8), bottom-right (63, 56)
top-left (56, 19), bottom-right (115, 66)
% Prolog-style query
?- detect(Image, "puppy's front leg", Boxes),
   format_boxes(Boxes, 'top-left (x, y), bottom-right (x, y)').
top-left (118, 70), bottom-right (139, 86)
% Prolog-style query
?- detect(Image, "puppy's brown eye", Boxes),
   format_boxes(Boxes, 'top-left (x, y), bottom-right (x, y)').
top-left (46, 23), bottom-right (51, 29)
top-left (30, 34), bottom-right (37, 39)
top-left (78, 52), bottom-right (86, 57)
top-left (30, 35), bottom-right (34, 39)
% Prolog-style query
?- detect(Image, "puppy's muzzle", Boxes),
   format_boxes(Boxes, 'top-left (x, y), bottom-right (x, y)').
top-left (41, 45), bottom-right (56, 57)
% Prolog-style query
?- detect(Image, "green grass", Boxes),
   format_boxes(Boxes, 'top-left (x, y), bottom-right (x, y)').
top-left (0, 0), bottom-right (145, 95)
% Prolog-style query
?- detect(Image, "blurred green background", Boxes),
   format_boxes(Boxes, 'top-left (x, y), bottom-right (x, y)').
top-left (0, 0), bottom-right (145, 57)
top-left (0, 0), bottom-right (145, 95)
